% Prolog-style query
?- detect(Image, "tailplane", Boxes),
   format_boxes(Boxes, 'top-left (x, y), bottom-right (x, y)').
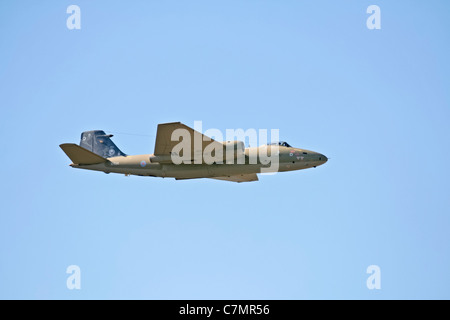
top-left (80, 130), bottom-right (126, 158)
top-left (60, 143), bottom-right (107, 165)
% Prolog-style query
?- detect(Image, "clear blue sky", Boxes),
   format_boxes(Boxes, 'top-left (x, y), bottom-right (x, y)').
top-left (1, 1), bottom-right (449, 299)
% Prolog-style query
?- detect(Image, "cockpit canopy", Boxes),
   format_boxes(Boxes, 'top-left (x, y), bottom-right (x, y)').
top-left (268, 141), bottom-right (292, 148)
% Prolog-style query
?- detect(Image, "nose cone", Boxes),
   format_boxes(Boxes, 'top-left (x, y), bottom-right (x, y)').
top-left (318, 154), bottom-right (328, 164)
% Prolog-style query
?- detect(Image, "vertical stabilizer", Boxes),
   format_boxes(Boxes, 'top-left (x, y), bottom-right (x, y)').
top-left (80, 130), bottom-right (126, 158)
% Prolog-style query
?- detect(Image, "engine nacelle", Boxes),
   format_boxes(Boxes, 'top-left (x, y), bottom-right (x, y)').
top-left (149, 154), bottom-right (173, 164)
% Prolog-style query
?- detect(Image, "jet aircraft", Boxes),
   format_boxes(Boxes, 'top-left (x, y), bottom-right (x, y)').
top-left (60, 122), bottom-right (327, 182)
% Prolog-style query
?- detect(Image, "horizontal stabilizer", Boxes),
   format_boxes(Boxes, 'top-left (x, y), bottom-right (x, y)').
top-left (60, 143), bottom-right (108, 165)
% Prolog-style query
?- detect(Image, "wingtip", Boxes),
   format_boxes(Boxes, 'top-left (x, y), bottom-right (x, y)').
top-left (159, 121), bottom-right (182, 126)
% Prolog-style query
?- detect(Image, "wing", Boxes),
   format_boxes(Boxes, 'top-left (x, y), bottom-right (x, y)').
top-left (153, 122), bottom-right (224, 159)
top-left (210, 174), bottom-right (259, 183)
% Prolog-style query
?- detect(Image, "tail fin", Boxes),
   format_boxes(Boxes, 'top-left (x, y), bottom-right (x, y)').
top-left (80, 130), bottom-right (126, 158)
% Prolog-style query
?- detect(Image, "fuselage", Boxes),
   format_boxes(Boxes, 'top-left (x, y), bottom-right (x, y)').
top-left (71, 145), bottom-right (328, 179)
